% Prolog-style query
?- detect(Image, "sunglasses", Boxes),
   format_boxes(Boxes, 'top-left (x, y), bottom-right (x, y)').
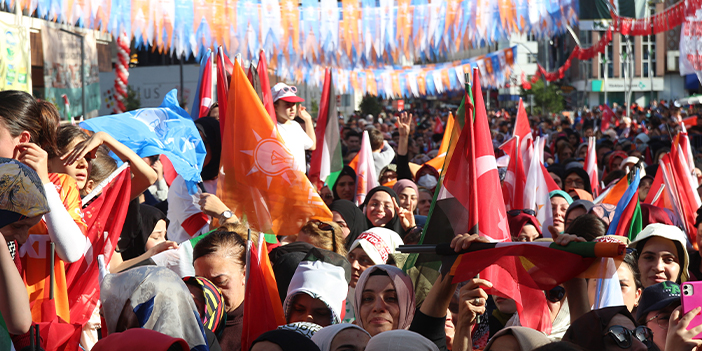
top-left (604, 325), bottom-right (654, 349)
top-left (545, 286), bottom-right (566, 303)
top-left (312, 220), bottom-right (337, 251)
top-left (507, 209), bottom-right (537, 217)
top-left (280, 86), bottom-right (298, 94)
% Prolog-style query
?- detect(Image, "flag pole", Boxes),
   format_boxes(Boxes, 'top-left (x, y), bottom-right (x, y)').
top-left (245, 229), bottom-right (252, 286)
top-left (49, 242), bottom-right (55, 300)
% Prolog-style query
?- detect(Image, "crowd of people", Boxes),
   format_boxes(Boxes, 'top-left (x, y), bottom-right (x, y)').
top-left (3, 82), bottom-right (702, 351)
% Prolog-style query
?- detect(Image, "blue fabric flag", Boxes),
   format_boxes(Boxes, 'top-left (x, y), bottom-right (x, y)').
top-left (81, 90), bottom-right (206, 195)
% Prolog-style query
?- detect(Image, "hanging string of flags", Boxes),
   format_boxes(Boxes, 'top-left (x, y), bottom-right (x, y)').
top-left (6, 0), bottom-right (576, 67)
top-left (524, 0), bottom-right (697, 88)
top-left (610, 1), bottom-right (685, 36)
top-left (278, 46), bottom-right (518, 98)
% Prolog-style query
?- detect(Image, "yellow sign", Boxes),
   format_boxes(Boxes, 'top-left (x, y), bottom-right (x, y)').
top-left (0, 20), bottom-right (31, 93)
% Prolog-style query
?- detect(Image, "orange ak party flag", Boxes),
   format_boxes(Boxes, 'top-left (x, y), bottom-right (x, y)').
top-left (217, 59), bottom-right (332, 236)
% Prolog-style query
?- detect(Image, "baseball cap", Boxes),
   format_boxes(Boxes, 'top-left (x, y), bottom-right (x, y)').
top-left (271, 82), bottom-right (304, 103)
top-left (636, 281), bottom-right (681, 323)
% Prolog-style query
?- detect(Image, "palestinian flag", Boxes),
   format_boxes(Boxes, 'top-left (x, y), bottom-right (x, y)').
top-left (404, 69), bottom-right (552, 333)
top-left (403, 83), bottom-right (468, 306)
top-left (309, 69), bottom-right (343, 191)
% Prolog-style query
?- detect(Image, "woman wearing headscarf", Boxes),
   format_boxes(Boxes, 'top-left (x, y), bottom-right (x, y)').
top-left (284, 248), bottom-right (351, 327)
top-left (629, 223), bottom-right (689, 288)
top-left (353, 265), bottom-right (416, 337)
top-left (92, 329), bottom-right (190, 351)
top-left (183, 276), bottom-right (227, 348)
top-left (167, 116), bottom-right (226, 244)
top-left (250, 329), bottom-right (321, 351)
top-left (311, 324), bottom-right (371, 351)
top-left (564, 200), bottom-right (594, 231)
top-left (354, 264), bottom-right (452, 351)
top-left (344, 228), bottom-right (405, 323)
top-left (483, 326), bottom-right (551, 351)
top-left (110, 204), bottom-right (176, 273)
top-left (332, 166), bottom-right (356, 202)
top-left (0, 159), bottom-right (48, 337)
top-left (365, 330), bottom-right (439, 351)
top-left (393, 179), bottom-right (419, 214)
top-left (361, 186), bottom-right (415, 237)
top-left (547, 164), bottom-right (565, 190)
top-left (329, 200), bottom-right (368, 250)
top-left (100, 266), bottom-right (210, 350)
top-left (605, 150), bottom-right (629, 179)
top-left (507, 211), bottom-right (542, 242)
top-left (562, 306), bottom-right (652, 351)
top-left (562, 168), bottom-right (592, 196)
top-left (550, 190), bottom-right (573, 234)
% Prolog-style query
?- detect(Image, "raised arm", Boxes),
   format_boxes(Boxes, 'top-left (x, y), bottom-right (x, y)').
top-left (17, 143), bottom-right (85, 263)
top-left (396, 112), bottom-right (413, 180)
top-left (62, 131), bottom-right (158, 201)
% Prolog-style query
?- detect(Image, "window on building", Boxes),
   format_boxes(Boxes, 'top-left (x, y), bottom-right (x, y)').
top-left (527, 54), bottom-right (539, 64)
top-left (600, 36), bottom-right (614, 79)
top-left (642, 7), bottom-right (656, 78)
top-left (620, 35), bottom-right (633, 78)
top-left (579, 31), bottom-right (592, 81)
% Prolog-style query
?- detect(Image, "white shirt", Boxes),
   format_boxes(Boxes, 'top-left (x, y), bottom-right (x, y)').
top-left (166, 175), bottom-right (215, 244)
top-left (277, 121), bottom-right (314, 173)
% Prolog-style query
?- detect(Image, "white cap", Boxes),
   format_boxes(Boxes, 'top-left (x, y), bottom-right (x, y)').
top-left (348, 227), bottom-right (404, 265)
top-left (271, 82), bottom-right (304, 103)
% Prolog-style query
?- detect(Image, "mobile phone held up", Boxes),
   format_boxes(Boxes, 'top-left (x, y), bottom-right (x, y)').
top-left (682, 282), bottom-right (702, 339)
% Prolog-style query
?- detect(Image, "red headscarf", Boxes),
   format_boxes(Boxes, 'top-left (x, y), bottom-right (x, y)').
top-left (92, 329), bottom-right (189, 351)
top-left (507, 212), bottom-right (542, 239)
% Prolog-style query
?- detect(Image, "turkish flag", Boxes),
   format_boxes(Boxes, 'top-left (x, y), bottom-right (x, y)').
top-left (445, 68), bottom-right (552, 333)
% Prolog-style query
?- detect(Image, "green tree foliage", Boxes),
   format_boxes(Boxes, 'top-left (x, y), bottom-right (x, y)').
top-left (125, 86), bottom-right (141, 111)
top-left (520, 79), bottom-right (564, 116)
top-left (359, 94), bottom-right (381, 118)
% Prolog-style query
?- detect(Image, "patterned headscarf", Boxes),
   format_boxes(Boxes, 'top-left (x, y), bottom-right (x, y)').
top-left (183, 276), bottom-right (226, 338)
top-left (100, 266), bottom-right (209, 350)
top-left (0, 158), bottom-right (49, 228)
top-left (278, 322), bottom-right (323, 339)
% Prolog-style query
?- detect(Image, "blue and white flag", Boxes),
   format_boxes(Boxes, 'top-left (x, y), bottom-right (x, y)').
top-left (81, 90), bottom-right (206, 195)
top-left (173, 0), bottom-right (195, 58)
top-left (362, 0), bottom-right (378, 59)
top-left (412, 0), bottom-right (428, 54)
top-left (300, 0), bottom-right (320, 61)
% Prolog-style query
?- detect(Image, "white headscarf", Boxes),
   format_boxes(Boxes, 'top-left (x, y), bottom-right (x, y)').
top-left (311, 324), bottom-right (370, 351)
top-left (365, 330), bottom-right (438, 351)
top-left (348, 227), bottom-right (404, 265)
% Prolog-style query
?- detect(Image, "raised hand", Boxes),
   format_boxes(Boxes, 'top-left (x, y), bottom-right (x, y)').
top-left (398, 111), bottom-right (412, 137)
top-left (16, 143), bottom-right (50, 183)
top-left (61, 131), bottom-right (106, 166)
top-left (393, 197), bottom-right (415, 231)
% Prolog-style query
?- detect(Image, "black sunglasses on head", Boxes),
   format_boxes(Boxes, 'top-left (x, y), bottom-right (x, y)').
top-left (604, 325), bottom-right (654, 349)
top-left (507, 209), bottom-right (537, 217)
